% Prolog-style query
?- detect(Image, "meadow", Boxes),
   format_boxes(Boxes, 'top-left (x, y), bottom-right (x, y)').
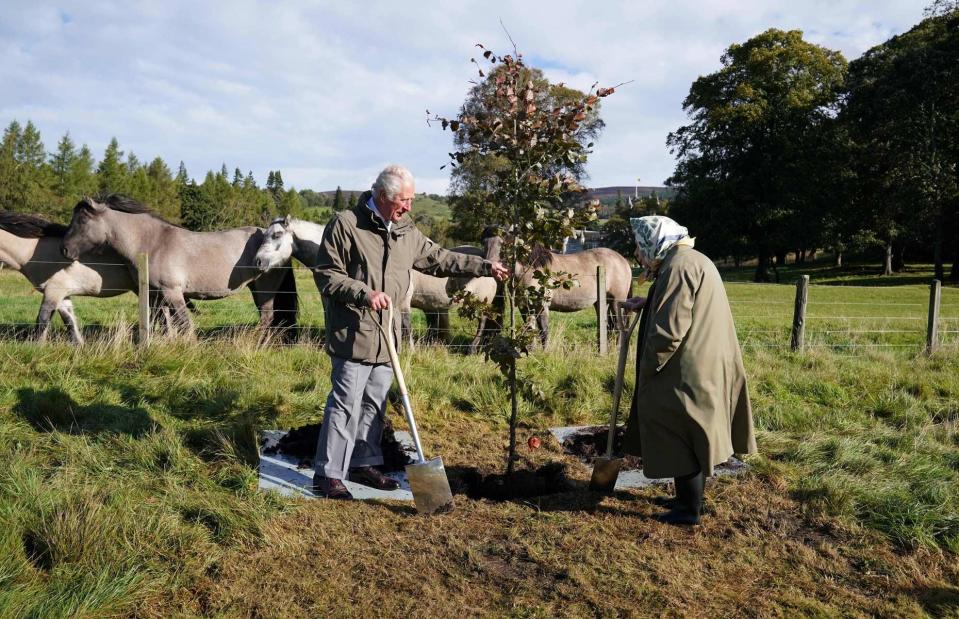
top-left (0, 262), bottom-right (957, 617)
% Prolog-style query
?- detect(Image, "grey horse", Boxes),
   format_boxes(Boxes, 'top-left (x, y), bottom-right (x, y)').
top-left (482, 229), bottom-right (632, 346)
top-left (61, 195), bottom-right (297, 339)
top-left (0, 210), bottom-right (135, 343)
top-left (253, 214), bottom-right (494, 352)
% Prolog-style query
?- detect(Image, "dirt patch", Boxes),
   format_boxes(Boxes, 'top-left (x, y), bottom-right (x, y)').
top-left (448, 462), bottom-right (574, 500)
top-left (562, 425), bottom-right (643, 470)
top-left (261, 420), bottom-right (412, 472)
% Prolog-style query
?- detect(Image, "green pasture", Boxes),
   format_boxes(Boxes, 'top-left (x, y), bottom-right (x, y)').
top-left (0, 262), bottom-right (956, 353)
top-left (0, 263), bottom-right (957, 616)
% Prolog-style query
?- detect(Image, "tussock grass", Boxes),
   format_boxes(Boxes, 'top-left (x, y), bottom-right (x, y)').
top-left (0, 266), bottom-right (958, 615)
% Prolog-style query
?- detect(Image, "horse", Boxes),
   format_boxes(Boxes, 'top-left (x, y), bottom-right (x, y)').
top-left (253, 215), bottom-right (494, 352)
top-left (482, 230), bottom-right (633, 346)
top-left (403, 250), bottom-right (497, 353)
top-left (61, 195), bottom-right (298, 339)
top-left (0, 210), bottom-right (136, 343)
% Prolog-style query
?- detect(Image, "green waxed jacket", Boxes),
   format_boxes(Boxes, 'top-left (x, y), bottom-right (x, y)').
top-left (314, 192), bottom-right (492, 363)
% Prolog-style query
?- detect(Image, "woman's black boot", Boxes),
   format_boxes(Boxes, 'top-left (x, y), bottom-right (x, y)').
top-left (656, 470), bottom-right (704, 525)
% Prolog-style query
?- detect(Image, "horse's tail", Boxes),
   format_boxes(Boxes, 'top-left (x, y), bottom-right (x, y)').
top-left (272, 265), bottom-right (298, 342)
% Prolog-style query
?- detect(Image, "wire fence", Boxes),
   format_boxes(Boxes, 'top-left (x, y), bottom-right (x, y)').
top-left (0, 259), bottom-right (957, 355)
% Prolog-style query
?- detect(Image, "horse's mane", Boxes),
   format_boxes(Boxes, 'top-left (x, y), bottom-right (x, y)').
top-left (528, 244), bottom-right (554, 268)
top-left (0, 211), bottom-right (68, 238)
top-left (84, 194), bottom-right (182, 227)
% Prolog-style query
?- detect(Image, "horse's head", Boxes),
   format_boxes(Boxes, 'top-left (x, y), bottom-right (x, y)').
top-left (254, 215), bottom-right (294, 271)
top-left (62, 197), bottom-right (109, 261)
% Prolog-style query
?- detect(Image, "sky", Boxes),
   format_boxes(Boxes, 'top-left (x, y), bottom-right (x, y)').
top-left (0, 0), bottom-right (930, 194)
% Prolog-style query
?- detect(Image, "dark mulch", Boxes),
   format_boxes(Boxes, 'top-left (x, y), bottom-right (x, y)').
top-left (448, 462), bottom-right (574, 500)
top-left (261, 420), bottom-right (412, 472)
top-left (561, 425), bottom-right (643, 470)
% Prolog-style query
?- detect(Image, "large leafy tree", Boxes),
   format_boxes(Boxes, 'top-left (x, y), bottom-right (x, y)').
top-left (667, 29), bottom-right (847, 281)
top-left (843, 8), bottom-right (959, 278)
top-left (446, 61), bottom-right (604, 243)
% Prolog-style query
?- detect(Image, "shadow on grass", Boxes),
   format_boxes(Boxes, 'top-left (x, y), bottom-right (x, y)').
top-left (909, 586), bottom-right (959, 617)
top-left (13, 387), bottom-right (154, 437)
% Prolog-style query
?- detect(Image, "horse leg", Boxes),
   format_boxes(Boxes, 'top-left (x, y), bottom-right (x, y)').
top-left (250, 267), bottom-right (298, 344)
top-left (424, 311), bottom-right (439, 343)
top-left (537, 307), bottom-right (550, 348)
top-left (437, 309), bottom-right (451, 344)
top-left (35, 297), bottom-right (58, 342)
top-left (609, 299), bottom-right (624, 335)
top-left (469, 315), bottom-right (487, 354)
top-left (163, 290), bottom-right (194, 338)
top-left (56, 299), bottom-right (84, 344)
top-left (401, 309), bottom-right (414, 348)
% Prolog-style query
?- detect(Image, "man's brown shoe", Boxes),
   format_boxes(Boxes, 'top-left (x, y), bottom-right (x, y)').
top-left (312, 475), bottom-right (353, 500)
top-left (348, 466), bottom-right (400, 491)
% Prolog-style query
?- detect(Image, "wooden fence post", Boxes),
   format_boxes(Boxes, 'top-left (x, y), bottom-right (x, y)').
top-left (790, 275), bottom-right (809, 352)
top-left (596, 265), bottom-right (607, 354)
top-left (137, 253), bottom-right (150, 346)
top-left (926, 279), bottom-right (941, 355)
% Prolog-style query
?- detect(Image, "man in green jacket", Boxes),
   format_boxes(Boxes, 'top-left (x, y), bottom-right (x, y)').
top-left (311, 164), bottom-right (509, 499)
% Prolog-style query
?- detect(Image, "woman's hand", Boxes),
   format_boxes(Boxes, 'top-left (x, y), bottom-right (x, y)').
top-left (622, 296), bottom-right (647, 313)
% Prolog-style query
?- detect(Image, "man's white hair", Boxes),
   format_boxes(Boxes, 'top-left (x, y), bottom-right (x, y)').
top-left (372, 165), bottom-right (414, 200)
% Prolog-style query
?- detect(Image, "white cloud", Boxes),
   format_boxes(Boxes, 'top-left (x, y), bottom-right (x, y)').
top-left (0, 0), bottom-right (930, 195)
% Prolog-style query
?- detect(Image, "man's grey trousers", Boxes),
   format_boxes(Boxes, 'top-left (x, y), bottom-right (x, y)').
top-left (313, 356), bottom-right (394, 480)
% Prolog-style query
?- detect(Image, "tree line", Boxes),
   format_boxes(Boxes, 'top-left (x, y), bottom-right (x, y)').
top-left (0, 126), bottom-right (370, 231)
top-left (666, 4), bottom-right (959, 281)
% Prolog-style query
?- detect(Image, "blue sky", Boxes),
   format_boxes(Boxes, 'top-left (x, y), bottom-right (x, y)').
top-left (0, 0), bottom-right (928, 194)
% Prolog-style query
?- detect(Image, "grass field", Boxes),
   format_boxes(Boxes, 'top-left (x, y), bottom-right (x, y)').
top-left (0, 260), bottom-right (958, 616)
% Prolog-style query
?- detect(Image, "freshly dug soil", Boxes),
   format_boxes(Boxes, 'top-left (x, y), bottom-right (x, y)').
top-left (562, 425), bottom-right (643, 470)
top-left (448, 462), bottom-right (574, 500)
top-left (261, 420), bottom-right (412, 472)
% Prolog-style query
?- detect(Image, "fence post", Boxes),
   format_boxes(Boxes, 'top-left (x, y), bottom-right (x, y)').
top-left (926, 279), bottom-right (941, 355)
top-left (790, 275), bottom-right (809, 352)
top-left (137, 253), bottom-right (150, 346)
top-left (596, 265), bottom-right (607, 354)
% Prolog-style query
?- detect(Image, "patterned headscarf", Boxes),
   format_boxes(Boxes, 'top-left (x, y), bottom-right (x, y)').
top-left (630, 216), bottom-right (694, 278)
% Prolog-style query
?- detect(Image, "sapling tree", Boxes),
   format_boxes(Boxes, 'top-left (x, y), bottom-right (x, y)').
top-left (429, 43), bottom-right (618, 478)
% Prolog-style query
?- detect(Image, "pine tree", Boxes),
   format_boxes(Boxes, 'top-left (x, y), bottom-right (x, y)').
top-left (50, 132), bottom-right (78, 198)
top-left (348, 192), bottom-right (357, 210)
top-left (179, 180), bottom-right (217, 231)
top-left (97, 138), bottom-right (127, 194)
top-left (175, 161), bottom-right (190, 187)
top-left (332, 185), bottom-right (344, 211)
top-left (73, 145), bottom-right (97, 196)
top-left (125, 151), bottom-right (140, 173)
top-left (268, 170), bottom-right (285, 209)
top-left (146, 157), bottom-right (178, 221)
top-left (233, 167), bottom-right (243, 187)
top-left (0, 121), bottom-right (23, 211)
top-left (17, 121), bottom-right (46, 167)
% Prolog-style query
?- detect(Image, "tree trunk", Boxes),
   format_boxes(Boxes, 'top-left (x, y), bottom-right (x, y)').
top-left (754, 250), bottom-right (772, 283)
top-left (797, 248), bottom-right (806, 264)
top-left (775, 251), bottom-right (787, 267)
top-left (808, 248), bottom-right (816, 261)
top-left (892, 242), bottom-right (905, 273)
top-left (836, 252), bottom-right (843, 268)
top-left (884, 243), bottom-right (893, 276)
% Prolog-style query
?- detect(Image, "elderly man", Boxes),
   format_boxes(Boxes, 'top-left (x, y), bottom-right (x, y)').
top-left (311, 164), bottom-right (509, 499)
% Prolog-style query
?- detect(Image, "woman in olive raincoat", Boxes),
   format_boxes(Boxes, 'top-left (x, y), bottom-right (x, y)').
top-left (622, 216), bottom-right (756, 525)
